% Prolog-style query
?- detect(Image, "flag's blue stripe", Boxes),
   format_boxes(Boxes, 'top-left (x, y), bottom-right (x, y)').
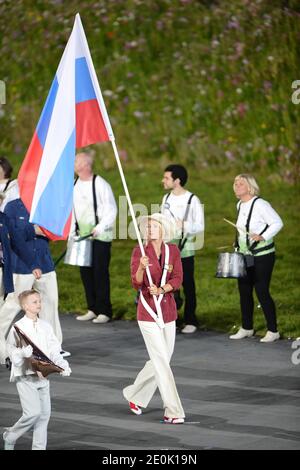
top-left (31, 130), bottom-right (76, 236)
top-left (75, 57), bottom-right (96, 103)
top-left (36, 76), bottom-right (59, 148)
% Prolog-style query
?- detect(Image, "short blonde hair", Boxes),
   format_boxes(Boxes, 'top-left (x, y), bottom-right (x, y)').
top-left (18, 289), bottom-right (40, 309)
top-left (234, 174), bottom-right (260, 196)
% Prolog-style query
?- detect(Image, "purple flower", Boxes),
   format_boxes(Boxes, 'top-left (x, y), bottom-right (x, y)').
top-left (263, 80), bottom-right (272, 90)
top-left (228, 20), bottom-right (240, 30)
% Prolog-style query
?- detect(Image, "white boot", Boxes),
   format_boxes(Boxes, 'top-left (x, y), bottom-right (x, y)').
top-left (76, 310), bottom-right (96, 321)
top-left (260, 331), bottom-right (280, 343)
top-left (229, 327), bottom-right (254, 339)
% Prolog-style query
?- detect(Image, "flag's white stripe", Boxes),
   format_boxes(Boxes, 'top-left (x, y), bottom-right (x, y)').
top-left (30, 24), bottom-right (76, 219)
top-left (74, 13), bottom-right (114, 140)
top-left (56, 17), bottom-right (77, 83)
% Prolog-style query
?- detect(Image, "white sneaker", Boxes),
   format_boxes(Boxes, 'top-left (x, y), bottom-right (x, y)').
top-left (76, 311), bottom-right (96, 321)
top-left (92, 314), bottom-right (110, 324)
top-left (260, 331), bottom-right (280, 343)
top-left (181, 325), bottom-right (197, 334)
top-left (129, 402), bottom-right (142, 415)
top-left (229, 328), bottom-right (254, 339)
top-left (163, 416), bottom-right (185, 424)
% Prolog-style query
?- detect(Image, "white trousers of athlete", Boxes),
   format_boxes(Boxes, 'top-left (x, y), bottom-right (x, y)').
top-left (0, 271), bottom-right (62, 363)
top-left (4, 375), bottom-right (51, 450)
top-left (0, 269), bottom-right (5, 309)
top-left (123, 320), bottom-right (185, 418)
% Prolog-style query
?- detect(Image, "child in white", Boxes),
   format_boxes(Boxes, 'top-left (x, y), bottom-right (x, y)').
top-left (3, 289), bottom-right (71, 450)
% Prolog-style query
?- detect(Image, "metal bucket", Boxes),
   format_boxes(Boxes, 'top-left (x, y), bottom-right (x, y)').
top-left (215, 252), bottom-right (247, 279)
top-left (64, 236), bottom-right (93, 267)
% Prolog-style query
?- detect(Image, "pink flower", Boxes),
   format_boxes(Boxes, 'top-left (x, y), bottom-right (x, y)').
top-left (236, 102), bottom-right (248, 117)
top-left (119, 150), bottom-right (128, 161)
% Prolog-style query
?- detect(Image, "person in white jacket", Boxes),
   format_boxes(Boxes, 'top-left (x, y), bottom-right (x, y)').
top-left (229, 174), bottom-right (283, 343)
top-left (161, 164), bottom-right (204, 334)
top-left (70, 152), bottom-right (117, 324)
top-left (3, 289), bottom-right (71, 450)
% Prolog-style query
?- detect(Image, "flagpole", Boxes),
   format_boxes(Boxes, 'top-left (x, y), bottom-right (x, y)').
top-left (111, 139), bottom-right (145, 255)
top-left (110, 139), bottom-right (163, 322)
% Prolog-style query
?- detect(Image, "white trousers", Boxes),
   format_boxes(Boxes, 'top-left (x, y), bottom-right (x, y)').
top-left (123, 320), bottom-right (185, 418)
top-left (0, 269), bottom-right (5, 309)
top-left (4, 375), bottom-right (51, 450)
top-left (0, 271), bottom-right (62, 363)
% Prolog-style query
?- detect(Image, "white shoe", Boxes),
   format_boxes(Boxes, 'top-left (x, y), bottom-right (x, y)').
top-left (260, 331), bottom-right (280, 343)
top-left (129, 402), bottom-right (142, 415)
top-left (92, 314), bottom-right (110, 324)
top-left (163, 416), bottom-right (185, 424)
top-left (76, 311), bottom-right (96, 321)
top-left (229, 327), bottom-right (254, 339)
top-left (60, 350), bottom-right (71, 358)
top-left (3, 431), bottom-right (14, 450)
top-left (181, 325), bottom-right (197, 334)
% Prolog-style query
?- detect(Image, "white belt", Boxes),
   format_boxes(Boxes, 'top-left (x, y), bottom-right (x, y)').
top-left (139, 243), bottom-right (170, 329)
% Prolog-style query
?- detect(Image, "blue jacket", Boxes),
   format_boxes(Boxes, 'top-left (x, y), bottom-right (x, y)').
top-left (0, 211), bottom-right (35, 293)
top-left (4, 199), bottom-right (55, 275)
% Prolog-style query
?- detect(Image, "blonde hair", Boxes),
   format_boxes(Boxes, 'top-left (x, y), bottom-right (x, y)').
top-left (18, 289), bottom-right (40, 309)
top-left (234, 174), bottom-right (260, 196)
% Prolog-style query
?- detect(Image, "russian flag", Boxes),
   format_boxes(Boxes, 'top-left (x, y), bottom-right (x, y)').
top-left (18, 13), bottom-right (114, 240)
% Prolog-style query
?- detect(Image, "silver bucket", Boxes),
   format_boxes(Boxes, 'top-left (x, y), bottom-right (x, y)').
top-left (64, 236), bottom-right (93, 267)
top-left (215, 252), bottom-right (247, 279)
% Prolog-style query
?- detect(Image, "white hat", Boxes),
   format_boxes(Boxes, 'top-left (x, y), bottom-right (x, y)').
top-left (138, 213), bottom-right (177, 243)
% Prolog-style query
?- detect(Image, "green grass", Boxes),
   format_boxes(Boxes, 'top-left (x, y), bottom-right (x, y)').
top-left (0, 1), bottom-right (300, 182)
top-left (52, 164), bottom-right (300, 338)
top-left (0, 1), bottom-right (299, 336)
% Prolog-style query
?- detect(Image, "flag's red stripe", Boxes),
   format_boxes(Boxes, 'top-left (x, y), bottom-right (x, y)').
top-left (76, 99), bottom-right (109, 148)
top-left (18, 131), bottom-right (43, 213)
top-left (40, 211), bottom-right (72, 241)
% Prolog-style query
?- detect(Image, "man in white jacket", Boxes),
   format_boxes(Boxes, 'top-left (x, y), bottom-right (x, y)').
top-left (71, 153), bottom-right (117, 324)
top-left (161, 164), bottom-right (204, 334)
top-left (3, 289), bottom-right (71, 450)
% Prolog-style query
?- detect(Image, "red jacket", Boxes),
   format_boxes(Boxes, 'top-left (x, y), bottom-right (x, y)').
top-left (131, 242), bottom-right (183, 323)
